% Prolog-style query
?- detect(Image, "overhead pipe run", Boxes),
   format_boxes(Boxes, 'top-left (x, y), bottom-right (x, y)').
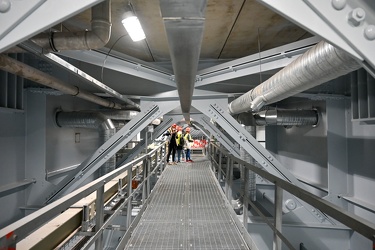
top-left (0, 54), bottom-right (125, 109)
top-left (31, 0), bottom-right (112, 52)
top-left (160, 0), bottom-right (207, 120)
top-left (228, 41), bottom-right (361, 115)
top-left (254, 109), bottom-right (320, 127)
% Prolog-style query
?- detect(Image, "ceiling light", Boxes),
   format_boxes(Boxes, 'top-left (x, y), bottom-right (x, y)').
top-left (122, 12), bottom-right (146, 42)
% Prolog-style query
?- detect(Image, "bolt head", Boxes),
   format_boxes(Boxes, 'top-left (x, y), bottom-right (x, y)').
top-left (348, 8), bottom-right (366, 26)
top-left (0, 0), bottom-right (11, 13)
top-left (285, 199), bottom-right (297, 210)
top-left (331, 0), bottom-right (346, 10)
top-left (364, 25), bottom-right (375, 40)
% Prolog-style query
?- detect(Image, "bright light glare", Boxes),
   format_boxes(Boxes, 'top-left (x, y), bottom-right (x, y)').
top-left (122, 16), bottom-right (146, 42)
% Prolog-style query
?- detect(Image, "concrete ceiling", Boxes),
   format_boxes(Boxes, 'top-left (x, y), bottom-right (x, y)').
top-left (65, 0), bottom-right (311, 62)
top-left (54, 0), bottom-right (312, 100)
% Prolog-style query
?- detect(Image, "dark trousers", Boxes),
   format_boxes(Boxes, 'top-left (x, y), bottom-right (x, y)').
top-left (167, 145), bottom-right (176, 162)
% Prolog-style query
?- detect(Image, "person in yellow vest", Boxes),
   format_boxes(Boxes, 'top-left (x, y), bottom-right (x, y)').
top-left (184, 127), bottom-right (194, 162)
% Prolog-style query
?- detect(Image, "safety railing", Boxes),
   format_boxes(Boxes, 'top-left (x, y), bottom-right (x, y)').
top-left (208, 142), bottom-right (375, 250)
top-left (0, 141), bottom-right (167, 250)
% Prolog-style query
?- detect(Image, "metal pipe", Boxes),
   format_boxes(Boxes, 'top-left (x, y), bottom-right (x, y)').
top-left (160, 0), bottom-right (207, 120)
top-left (31, 1), bottom-right (111, 52)
top-left (254, 109), bottom-right (319, 126)
top-left (0, 54), bottom-right (123, 109)
top-left (228, 41), bottom-right (361, 114)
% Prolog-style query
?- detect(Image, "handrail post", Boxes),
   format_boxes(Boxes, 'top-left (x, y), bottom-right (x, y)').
top-left (95, 184), bottom-right (104, 250)
top-left (243, 167), bottom-right (249, 227)
top-left (142, 159), bottom-right (147, 205)
top-left (147, 156), bottom-right (151, 198)
top-left (218, 151), bottom-right (222, 181)
top-left (126, 168), bottom-right (133, 229)
top-left (225, 156), bottom-right (233, 201)
top-left (273, 185), bottom-right (283, 250)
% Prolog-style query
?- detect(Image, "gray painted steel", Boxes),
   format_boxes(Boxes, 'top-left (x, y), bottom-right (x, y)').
top-left (124, 158), bottom-right (249, 250)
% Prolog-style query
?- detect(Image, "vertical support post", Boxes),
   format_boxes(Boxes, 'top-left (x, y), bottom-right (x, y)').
top-left (147, 156), bottom-right (151, 197)
top-left (142, 159), bottom-right (147, 205)
top-left (118, 179), bottom-right (124, 196)
top-left (273, 185), bottom-right (283, 250)
top-left (228, 157), bottom-right (233, 202)
top-left (218, 151), bottom-right (222, 181)
top-left (161, 144), bottom-right (167, 172)
top-left (243, 167), bottom-right (249, 227)
top-left (155, 150), bottom-right (158, 169)
top-left (213, 146), bottom-right (216, 172)
top-left (126, 169), bottom-right (133, 229)
top-left (225, 156), bottom-right (233, 201)
top-left (95, 184), bottom-right (104, 250)
top-left (81, 205), bottom-right (89, 232)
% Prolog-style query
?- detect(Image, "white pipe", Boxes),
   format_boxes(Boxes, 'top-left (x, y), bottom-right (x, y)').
top-left (31, 0), bottom-right (111, 52)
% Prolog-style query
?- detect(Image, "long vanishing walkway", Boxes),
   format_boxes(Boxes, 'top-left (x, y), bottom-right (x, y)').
top-left (124, 157), bottom-right (249, 250)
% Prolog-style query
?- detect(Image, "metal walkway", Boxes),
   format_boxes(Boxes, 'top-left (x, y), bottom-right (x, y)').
top-left (124, 157), bottom-right (249, 250)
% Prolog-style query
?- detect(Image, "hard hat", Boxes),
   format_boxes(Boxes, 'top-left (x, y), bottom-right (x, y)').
top-left (172, 124), bottom-right (177, 128)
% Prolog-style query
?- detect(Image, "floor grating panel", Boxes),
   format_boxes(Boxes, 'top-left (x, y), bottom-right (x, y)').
top-left (124, 157), bottom-right (249, 250)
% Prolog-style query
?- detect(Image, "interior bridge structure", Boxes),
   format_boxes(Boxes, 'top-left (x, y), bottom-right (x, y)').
top-left (0, 0), bottom-right (375, 249)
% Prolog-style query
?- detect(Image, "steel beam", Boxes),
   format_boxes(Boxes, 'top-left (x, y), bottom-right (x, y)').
top-left (59, 50), bottom-right (176, 88)
top-left (18, 41), bottom-right (139, 109)
top-left (192, 97), bottom-right (329, 223)
top-left (302, 0), bottom-right (375, 71)
top-left (0, 0), bottom-right (104, 53)
top-left (45, 100), bottom-right (179, 203)
top-left (195, 37), bottom-right (321, 87)
top-left (115, 116), bottom-right (180, 168)
top-left (192, 114), bottom-right (241, 157)
top-left (258, 0), bottom-right (362, 61)
top-left (0, 179), bottom-right (36, 198)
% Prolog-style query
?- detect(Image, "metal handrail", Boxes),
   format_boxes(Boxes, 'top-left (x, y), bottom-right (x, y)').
top-left (208, 142), bottom-right (375, 244)
top-left (0, 141), bottom-right (167, 248)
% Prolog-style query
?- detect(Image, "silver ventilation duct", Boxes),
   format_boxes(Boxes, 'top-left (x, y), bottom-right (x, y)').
top-left (97, 109), bottom-right (161, 125)
top-left (254, 109), bottom-right (319, 126)
top-left (228, 41), bottom-right (361, 115)
top-left (98, 110), bottom-right (139, 121)
top-left (31, 0), bottom-right (111, 52)
top-left (0, 54), bottom-right (124, 109)
top-left (56, 111), bottom-right (116, 176)
top-left (160, 0), bottom-right (207, 120)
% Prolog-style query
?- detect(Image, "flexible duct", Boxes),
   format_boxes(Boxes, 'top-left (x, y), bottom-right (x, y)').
top-left (254, 109), bottom-right (319, 126)
top-left (56, 111), bottom-right (116, 176)
top-left (228, 41), bottom-right (361, 114)
top-left (0, 54), bottom-right (124, 109)
top-left (31, 1), bottom-right (111, 52)
top-left (97, 109), bottom-right (161, 125)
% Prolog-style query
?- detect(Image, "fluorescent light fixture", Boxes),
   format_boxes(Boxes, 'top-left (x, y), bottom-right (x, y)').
top-left (122, 12), bottom-right (146, 42)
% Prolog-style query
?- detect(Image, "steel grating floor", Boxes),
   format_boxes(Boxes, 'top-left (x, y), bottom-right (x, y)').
top-left (124, 157), bottom-right (249, 250)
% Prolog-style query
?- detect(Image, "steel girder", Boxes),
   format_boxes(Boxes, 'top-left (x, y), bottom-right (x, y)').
top-left (115, 115), bottom-right (181, 167)
top-left (191, 114), bottom-right (241, 158)
top-left (58, 50), bottom-right (176, 88)
top-left (45, 99), bottom-right (180, 203)
top-left (259, 0), bottom-right (375, 76)
top-left (0, 0), bottom-right (104, 53)
top-left (195, 36), bottom-right (321, 87)
top-left (191, 96), bottom-right (331, 224)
